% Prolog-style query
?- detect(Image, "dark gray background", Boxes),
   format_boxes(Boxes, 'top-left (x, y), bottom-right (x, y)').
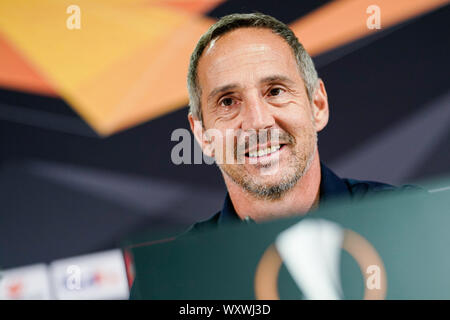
top-left (0, 1), bottom-right (449, 268)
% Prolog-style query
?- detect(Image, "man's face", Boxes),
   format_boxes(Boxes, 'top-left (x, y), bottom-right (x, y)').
top-left (192, 28), bottom-right (327, 200)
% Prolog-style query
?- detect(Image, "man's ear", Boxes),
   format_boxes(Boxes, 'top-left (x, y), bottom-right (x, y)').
top-left (188, 113), bottom-right (214, 158)
top-left (311, 79), bottom-right (329, 132)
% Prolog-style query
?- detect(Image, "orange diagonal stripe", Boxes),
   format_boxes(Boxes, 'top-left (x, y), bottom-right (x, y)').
top-left (290, 0), bottom-right (449, 56)
top-left (0, 34), bottom-right (56, 95)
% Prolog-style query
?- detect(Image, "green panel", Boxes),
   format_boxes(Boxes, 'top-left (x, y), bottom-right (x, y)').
top-left (128, 178), bottom-right (450, 299)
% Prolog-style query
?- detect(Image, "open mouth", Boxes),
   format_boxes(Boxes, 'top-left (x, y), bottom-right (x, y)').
top-left (245, 144), bottom-right (286, 158)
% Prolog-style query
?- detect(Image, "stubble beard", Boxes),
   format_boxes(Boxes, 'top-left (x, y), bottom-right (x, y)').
top-left (218, 125), bottom-right (318, 201)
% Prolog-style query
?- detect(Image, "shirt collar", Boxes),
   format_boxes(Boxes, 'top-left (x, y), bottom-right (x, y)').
top-left (218, 162), bottom-right (351, 224)
top-left (218, 193), bottom-right (241, 224)
top-left (319, 161), bottom-right (351, 202)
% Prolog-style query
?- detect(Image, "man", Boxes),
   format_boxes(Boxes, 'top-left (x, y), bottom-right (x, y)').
top-left (186, 12), bottom-right (408, 230)
top-left (129, 13), bottom-right (420, 299)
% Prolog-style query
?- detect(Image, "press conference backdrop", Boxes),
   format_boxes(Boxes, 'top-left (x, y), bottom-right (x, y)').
top-left (0, 0), bottom-right (449, 299)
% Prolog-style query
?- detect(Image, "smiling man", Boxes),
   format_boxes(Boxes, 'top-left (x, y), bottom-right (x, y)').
top-left (187, 13), bottom-right (400, 227)
top-left (129, 12), bottom-right (419, 300)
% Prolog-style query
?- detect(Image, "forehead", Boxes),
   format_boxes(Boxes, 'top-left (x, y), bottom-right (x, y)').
top-left (197, 28), bottom-right (300, 92)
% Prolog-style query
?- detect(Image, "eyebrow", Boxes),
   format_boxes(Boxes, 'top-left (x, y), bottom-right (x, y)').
top-left (260, 75), bottom-right (296, 86)
top-left (207, 74), bottom-right (296, 103)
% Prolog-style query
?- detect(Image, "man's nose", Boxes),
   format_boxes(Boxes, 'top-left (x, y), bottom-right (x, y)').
top-left (241, 95), bottom-right (275, 131)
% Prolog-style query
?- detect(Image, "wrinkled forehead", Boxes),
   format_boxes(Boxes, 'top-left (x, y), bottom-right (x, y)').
top-left (197, 28), bottom-right (300, 90)
top-left (200, 28), bottom-right (296, 68)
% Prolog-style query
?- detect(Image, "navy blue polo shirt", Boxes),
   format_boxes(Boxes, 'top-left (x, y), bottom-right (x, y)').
top-left (190, 162), bottom-right (406, 231)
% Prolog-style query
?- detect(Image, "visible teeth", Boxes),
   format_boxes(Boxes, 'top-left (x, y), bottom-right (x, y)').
top-left (248, 145), bottom-right (281, 158)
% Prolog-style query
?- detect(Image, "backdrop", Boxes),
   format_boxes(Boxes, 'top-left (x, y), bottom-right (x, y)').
top-left (0, 0), bottom-right (449, 270)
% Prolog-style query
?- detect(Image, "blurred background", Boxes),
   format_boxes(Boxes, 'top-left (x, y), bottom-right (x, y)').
top-left (0, 0), bottom-right (449, 299)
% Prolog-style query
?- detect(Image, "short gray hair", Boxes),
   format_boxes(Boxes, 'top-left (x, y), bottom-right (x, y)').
top-left (187, 12), bottom-right (319, 122)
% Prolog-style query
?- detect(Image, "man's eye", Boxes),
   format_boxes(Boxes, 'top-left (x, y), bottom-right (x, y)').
top-left (269, 87), bottom-right (283, 96)
top-left (220, 97), bottom-right (234, 107)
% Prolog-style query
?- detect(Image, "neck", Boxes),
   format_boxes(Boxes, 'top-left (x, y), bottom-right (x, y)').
top-left (224, 150), bottom-right (321, 222)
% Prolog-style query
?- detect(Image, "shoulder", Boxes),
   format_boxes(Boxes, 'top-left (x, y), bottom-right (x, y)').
top-left (181, 211), bottom-right (222, 235)
top-left (343, 178), bottom-right (421, 199)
